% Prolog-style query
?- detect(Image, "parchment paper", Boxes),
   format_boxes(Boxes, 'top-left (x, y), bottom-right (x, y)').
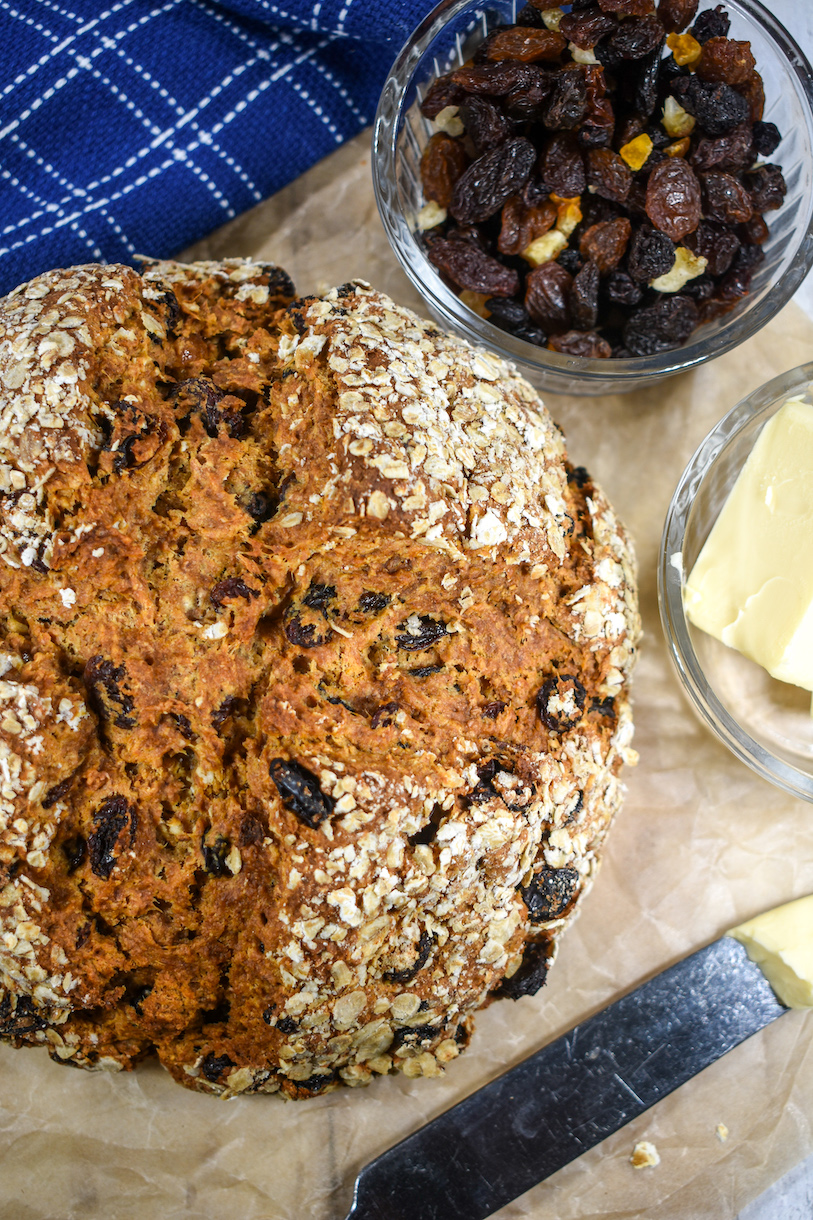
top-left (2, 132), bottom-right (813, 1220)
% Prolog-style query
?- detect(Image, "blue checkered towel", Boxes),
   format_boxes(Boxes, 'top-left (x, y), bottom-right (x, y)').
top-left (0, 0), bottom-right (425, 296)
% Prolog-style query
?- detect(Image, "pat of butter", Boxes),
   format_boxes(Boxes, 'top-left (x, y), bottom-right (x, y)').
top-left (729, 894), bottom-right (813, 1009)
top-left (684, 396), bottom-right (813, 691)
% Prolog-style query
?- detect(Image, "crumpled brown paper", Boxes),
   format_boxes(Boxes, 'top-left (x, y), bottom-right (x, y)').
top-left (2, 132), bottom-right (813, 1220)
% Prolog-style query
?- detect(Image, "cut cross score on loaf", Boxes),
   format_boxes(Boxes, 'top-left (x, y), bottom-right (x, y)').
top-left (0, 260), bottom-right (639, 1097)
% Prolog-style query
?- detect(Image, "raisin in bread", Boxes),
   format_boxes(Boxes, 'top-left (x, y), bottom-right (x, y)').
top-left (0, 261), bottom-right (639, 1097)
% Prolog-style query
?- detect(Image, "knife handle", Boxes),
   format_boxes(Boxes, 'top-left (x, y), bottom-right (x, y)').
top-left (344, 936), bottom-right (786, 1220)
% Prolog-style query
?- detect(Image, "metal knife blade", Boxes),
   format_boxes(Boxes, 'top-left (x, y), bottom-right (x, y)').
top-left (343, 935), bottom-right (788, 1220)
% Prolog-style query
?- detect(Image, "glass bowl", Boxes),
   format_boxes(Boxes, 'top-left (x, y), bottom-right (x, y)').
top-left (659, 362), bottom-right (813, 801)
top-left (373, 0), bottom-right (813, 397)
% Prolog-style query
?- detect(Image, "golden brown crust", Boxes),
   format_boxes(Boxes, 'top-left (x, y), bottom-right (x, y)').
top-left (0, 263), bottom-right (639, 1097)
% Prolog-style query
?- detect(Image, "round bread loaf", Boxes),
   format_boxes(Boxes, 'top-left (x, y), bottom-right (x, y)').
top-left (0, 261), bottom-right (639, 1097)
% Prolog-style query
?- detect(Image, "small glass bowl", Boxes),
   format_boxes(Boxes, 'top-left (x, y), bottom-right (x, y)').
top-left (373, 0), bottom-right (813, 397)
top-left (659, 362), bottom-right (813, 802)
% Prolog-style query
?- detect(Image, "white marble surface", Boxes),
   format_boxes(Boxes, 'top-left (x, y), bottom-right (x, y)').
top-left (736, 6), bottom-right (813, 1217)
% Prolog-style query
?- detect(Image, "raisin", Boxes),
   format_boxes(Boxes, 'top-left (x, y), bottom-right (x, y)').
top-left (200, 1052), bottom-right (234, 1082)
top-left (606, 15), bottom-right (665, 61)
top-left (578, 65), bottom-right (615, 149)
top-left (173, 378), bottom-right (244, 439)
top-left (449, 138), bottom-right (536, 224)
top-left (696, 37), bottom-right (755, 86)
top-left (63, 836), bottom-right (86, 873)
top-left (536, 674), bottom-right (587, 732)
top-left (88, 796), bottom-right (136, 880)
top-left (623, 295), bottom-right (698, 354)
top-left (370, 701), bottom-right (399, 729)
top-left (679, 272), bottom-right (715, 300)
top-left (525, 262), bottom-right (573, 330)
top-left (543, 68), bottom-right (587, 130)
top-left (579, 216), bottom-right (631, 273)
top-left (498, 195), bottom-right (557, 256)
top-left (276, 1015), bottom-right (299, 1035)
top-left (245, 491), bottom-right (277, 523)
top-left (409, 665), bottom-right (444, 677)
top-left (262, 1005), bottom-right (276, 1025)
top-left (202, 834), bottom-right (231, 876)
top-left (516, 3), bottom-right (548, 26)
top-left (752, 121), bottom-right (781, 156)
top-left (645, 158), bottom-right (701, 241)
top-left (548, 329), bottom-right (612, 357)
top-left (419, 72), bottom-right (465, 118)
top-left (586, 147), bottom-right (632, 202)
top-left (484, 27), bottom-right (566, 62)
top-left (269, 758), bottom-right (335, 829)
top-left (689, 122), bottom-right (753, 172)
top-left (542, 133), bottom-right (586, 196)
top-left (657, 0), bottom-right (698, 33)
top-left (460, 96), bottom-right (515, 155)
top-left (42, 777), bottom-right (71, 809)
top-left (559, 5), bottom-right (618, 50)
top-left (671, 75), bottom-right (748, 135)
top-left (691, 5), bottom-right (729, 43)
top-left (395, 615), bottom-right (447, 651)
top-left (595, 0), bottom-right (654, 13)
top-left (283, 610), bottom-right (330, 648)
top-left (569, 260), bottom-right (600, 329)
top-left (302, 582), bottom-right (336, 611)
top-left (485, 296), bottom-right (534, 330)
top-left (683, 219), bottom-right (739, 276)
top-left (210, 578), bottom-right (258, 608)
top-left (737, 69), bottom-right (764, 123)
top-left (482, 701), bottom-right (507, 718)
top-left (740, 213), bottom-right (769, 245)
top-left (743, 163), bottom-right (787, 212)
top-left (452, 61), bottom-right (541, 97)
top-left (83, 655), bottom-right (136, 729)
top-left (557, 248), bottom-right (584, 276)
top-left (391, 1023), bottom-right (441, 1052)
top-left (627, 222), bottom-right (676, 281)
top-left (504, 73), bottom-right (555, 120)
top-left (428, 232), bottom-right (520, 296)
top-left (169, 711), bottom-right (195, 740)
top-left (605, 269), bottom-right (643, 305)
top-left (383, 930), bottom-right (434, 984)
top-left (699, 170), bottom-right (753, 224)
top-left (358, 591), bottom-right (390, 613)
top-left (634, 47), bottom-right (664, 118)
top-left (521, 865), bottom-right (580, 922)
top-left (420, 133), bottom-right (468, 208)
top-left (0, 994), bottom-right (49, 1037)
top-left (494, 939), bottom-right (551, 999)
top-left (211, 696), bottom-right (238, 731)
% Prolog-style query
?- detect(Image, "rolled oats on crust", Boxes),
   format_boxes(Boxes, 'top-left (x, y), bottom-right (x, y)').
top-left (0, 261), bottom-right (639, 1098)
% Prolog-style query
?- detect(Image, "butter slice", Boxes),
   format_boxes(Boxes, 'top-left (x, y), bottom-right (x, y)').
top-left (684, 396), bottom-right (813, 691)
top-left (729, 894), bottom-right (813, 1008)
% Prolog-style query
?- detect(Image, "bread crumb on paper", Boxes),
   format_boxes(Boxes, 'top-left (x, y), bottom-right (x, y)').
top-left (716, 1123), bottom-right (729, 1142)
top-left (630, 1140), bottom-right (660, 1169)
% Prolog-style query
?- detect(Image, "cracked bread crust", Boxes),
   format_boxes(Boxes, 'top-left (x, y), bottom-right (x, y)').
top-left (0, 262), bottom-right (640, 1098)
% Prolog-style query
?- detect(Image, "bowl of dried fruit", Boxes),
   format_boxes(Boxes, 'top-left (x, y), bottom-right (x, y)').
top-left (373, 0), bottom-right (813, 395)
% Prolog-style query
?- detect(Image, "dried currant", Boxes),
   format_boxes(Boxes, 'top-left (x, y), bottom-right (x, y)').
top-left (595, 0), bottom-right (654, 14)
top-left (751, 121), bottom-right (781, 156)
top-left (690, 5), bottom-right (730, 43)
top-left (740, 212), bottom-right (769, 245)
top-left (395, 615), bottom-right (448, 651)
top-left (536, 674), bottom-right (587, 732)
top-left (627, 222), bottom-right (676, 281)
top-left (623, 295), bottom-right (698, 355)
top-left (426, 234), bottom-right (520, 296)
top-left (743, 163), bottom-right (787, 212)
top-left (202, 834), bottom-right (231, 876)
top-left (657, 0), bottom-right (698, 34)
top-left (269, 758), bottom-right (335, 829)
top-left (210, 578), bottom-right (258, 609)
top-left (358, 591), bottom-right (391, 613)
top-left (569, 260), bottom-right (600, 329)
top-left (504, 73), bottom-right (555, 120)
top-left (699, 170), bottom-right (753, 224)
top-left (494, 939), bottom-right (551, 999)
top-left (605, 269), bottom-right (644, 306)
top-left (683, 219), bottom-right (739, 276)
top-left (83, 655), bottom-right (136, 729)
top-left (645, 158), bottom-right (701, 241)
top-left (420, 133), bottom-right (468, 208)
top-left (173, 378), bottom-right (244, 439)
top-left (521, 865), bottom-right (580, 922)
top-left (449, 138), bottom-right (536, 224)
top-left (689, 122), bottom-right (753, 172)
top-left (525, 262), bottom-right (573, 331)
top-left (737, 70), bottom-right (765, 123)
top-left (542, 133), bottom-right (586, 196)
top-left (283, 609), bottom-right (331, 648)
top-left (579, 216), bottom-right (632, 273)
top-left (200, 1052), bottom-right (234, 1082)
top-left (484, 27), bottom-right (567, 62)
top-left (670, 75), bottom-right (748, 135)
top-left (370, 701), bottom-right (399, 729)
top-left (548, 329), bottom-right (612, 357)
top-left (383, 931), bottom-right (434, 984)
top-left (586, 147), bottom-right (632, 202)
